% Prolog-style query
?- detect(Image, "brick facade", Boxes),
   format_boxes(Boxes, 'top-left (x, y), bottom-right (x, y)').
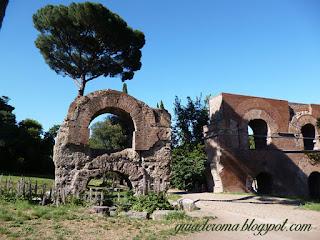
top-left (203, 93), bottom-right (320, 199)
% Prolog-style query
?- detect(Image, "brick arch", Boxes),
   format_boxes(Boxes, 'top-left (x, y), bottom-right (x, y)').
top-left (238, 109), bottom-right (278, 147)
top-left (292, 114), bottom-right (318, 150)
top-left (236, 98), bottom-right (283, 133)
top-left (239, 109), bottom-right (279, 137)
top-left (236, 99), bottom-right (282, 148)
top-left (65, 89), bottom-right (158, 151)
top-left (294, 114), bottom-right (318, 134)
top-left (242, 110), bottom-right (278, 131)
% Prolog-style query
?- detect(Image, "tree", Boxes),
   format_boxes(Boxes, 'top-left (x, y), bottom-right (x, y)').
top-left (41, 124), bottom-right (60, 174)
top-left (18, 119), bottom-right (43, 139)
top-left (172, 94), bottom-right (209, 147)
top-left (90, 115), bottom-right (129, 150)
top-left (17, 119), bottom-right (44, 172)
top-left (122, 83), bottom-right (128, 94)
top-left (171, 144), bottom-right (207, 191)
top-left (170, 94), bottom-right (210, 191)
top-left (33, 2), bottom-right (145, 96)
top-left (0, 96), bottom-right (56, 175)
top-left (0, 96), bottom-right (18, 171)
top-left (0, 96), bottom-right (15, 126)
top-left (46, 124), bottom-right (60, 140)
top-left (0, 0), bottom-right (9, 29)
top-left (249, 135), bottom-right (255, 149)
top-left (160, 100), bottom-right (165, 110)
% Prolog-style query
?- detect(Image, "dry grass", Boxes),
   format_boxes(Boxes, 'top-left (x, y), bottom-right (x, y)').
top-left (0, 200), bottom-right (207, 240)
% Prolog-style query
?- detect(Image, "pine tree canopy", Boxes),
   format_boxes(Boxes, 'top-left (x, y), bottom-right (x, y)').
top-left (33, 2), bottom-right (145, 96)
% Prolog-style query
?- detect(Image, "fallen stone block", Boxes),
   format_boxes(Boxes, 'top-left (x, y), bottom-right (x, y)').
top-left (110, 210), bottom-right (117, 217)
top-left (177, 198), bottom-right (198, 211)
top-left (168, 199), bottom-right (178, 208)
top-left (152, 210), bottom-right (175, 220)
top-left (92, 206), bottom-right (110, 216)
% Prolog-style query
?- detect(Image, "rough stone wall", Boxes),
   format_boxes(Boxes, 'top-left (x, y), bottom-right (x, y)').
top-left (53, 89), bottom-right (171, 194)
top-left (203, 93), bottom-right (320, 198)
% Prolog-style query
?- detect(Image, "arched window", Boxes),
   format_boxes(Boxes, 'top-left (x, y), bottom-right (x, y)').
top-left (308, 172), bottom-right (320, 200)
top-left (301, 124), bottom-right (315, 150)
top-left (89, 108), bottom-right (135, 154)
top-left (248, 119), bottom-right (268, 149)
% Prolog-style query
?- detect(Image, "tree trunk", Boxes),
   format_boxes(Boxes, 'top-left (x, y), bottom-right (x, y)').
top-left (78, 76), bottom-right (86, 96)
top-left (78, 87), bottom-right (84, 96)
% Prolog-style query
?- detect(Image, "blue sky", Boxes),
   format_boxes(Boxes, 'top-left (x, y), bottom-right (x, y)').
top-left (1, 0), bottom-right (320, 132)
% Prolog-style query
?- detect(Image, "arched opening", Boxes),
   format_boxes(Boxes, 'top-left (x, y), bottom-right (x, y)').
top-left (248, 119), bottom-right (268, 149)
top-left (88, 108), bottom-right (135, 155)
top-left (88, 171), bottom-right (133, 190)
top-left (301, 124), bottom-right (315, 150)
top-left (308, 171), bottom-right (320, 200)
top-left (255, 172), bottom-right (273, 194)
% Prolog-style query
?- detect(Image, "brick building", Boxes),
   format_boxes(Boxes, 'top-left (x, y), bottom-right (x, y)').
top-left (203, 93), bottom-right (320, 199)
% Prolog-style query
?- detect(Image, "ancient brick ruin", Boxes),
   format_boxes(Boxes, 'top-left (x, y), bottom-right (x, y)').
top-left (53, 89), bottom-right (171, 194)
top-left (203, 93), bottom-right (320, 199)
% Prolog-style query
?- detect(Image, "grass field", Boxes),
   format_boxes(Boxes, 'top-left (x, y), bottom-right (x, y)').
top-left (0, 174), bottom-right (55, 191)
top-left (0, 174), bottom-right (210, 239)
top-left (0, 199), bottom-right (206, 240)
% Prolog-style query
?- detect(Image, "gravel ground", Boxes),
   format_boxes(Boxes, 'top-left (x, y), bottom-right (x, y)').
top-left (168, 191), bottom-right (320, 240)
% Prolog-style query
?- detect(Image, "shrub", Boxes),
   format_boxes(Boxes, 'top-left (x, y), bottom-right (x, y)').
top-left (171, 143), bottom-right (206, 191)
top-left (118, 190), bottom-right (174, 214)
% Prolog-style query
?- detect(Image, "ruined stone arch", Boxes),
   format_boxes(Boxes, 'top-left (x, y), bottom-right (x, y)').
top-left (65, 89), bottom-right (163, 151)
top-left (53, 89), bottom-right (171, 194)
top-left (85, 158), bottom-right (146, 189)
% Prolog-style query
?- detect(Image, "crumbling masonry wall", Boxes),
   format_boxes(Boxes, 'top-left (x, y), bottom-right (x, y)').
top-left (53, 89), bottom-right (171, 194)
top-left (203, 93), bottom-right (320, 198)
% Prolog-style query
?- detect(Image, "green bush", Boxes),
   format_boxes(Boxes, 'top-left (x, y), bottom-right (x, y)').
top-left (118, 190), bottom-right (174, 214)
top-left (171, 143), bottom-right (206, 191)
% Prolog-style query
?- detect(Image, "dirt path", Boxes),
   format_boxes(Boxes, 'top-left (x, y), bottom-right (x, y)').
top-left (169, 192), bottom-right (320, 240)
